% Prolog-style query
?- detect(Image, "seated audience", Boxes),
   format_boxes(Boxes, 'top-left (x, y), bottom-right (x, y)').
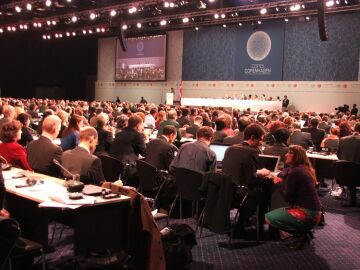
top-left (185, 116), bottom-right (203, 139)
top-left (0, 120), bottom-right (32, 170)
top-left (0, 166), bottom-right (9, 218)
top-left (263, 128), bottom-right (291, 170)
top-left (0, 105), bottom-right (15, 131)
top-left (144, 107), bottom-right (157, 129)
top-left (27, 115), bottom-right (63, 177)
top-left (212, 119), bottom-right (227, 143)
top-left (155, 110), bottom-right (166, 130)
top-left (170, 126), bottom-right (216, 173)
top-left (60, 114), bottom-right (83, 151)
top-left (157, 110), bottom-right (182, 141)
top-left (264, 120), bottom-right (286, 145)
top-left (289, 122), bottom-right (314, 150)
top-left (177, 108), bottom-right (191, 128)
top-left (94, 115), bottom-right (114, 156)
top-left (110, 115), bottom-right (147, 165)
top-left (145, 125), bottom-right (178, 171)
top-left (339, 121), bottom-right (353, 138)
top-left (16, 113), bottom-right (34, 147)
top-left (266, 145), bottom-right (321, 249)
top-left (62, 127), bottom-right (105, 185)
top-left (223, 116), bottom-right (251, 145)
top-left (301, 117), bottom-right (325, 151)
top-left (320, 126), bottom-right (340, 152)
top-left (115, 114), bottom-right (129, 134)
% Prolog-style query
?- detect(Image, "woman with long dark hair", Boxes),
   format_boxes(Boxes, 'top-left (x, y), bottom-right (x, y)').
top-left (265, 145), bottom-right (321, 249)
top-left (60, 114), bottom-right (83, 151)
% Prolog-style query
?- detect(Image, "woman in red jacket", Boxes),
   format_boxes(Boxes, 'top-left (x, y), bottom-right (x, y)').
top-left (0, 120), bottom-right (32, 171)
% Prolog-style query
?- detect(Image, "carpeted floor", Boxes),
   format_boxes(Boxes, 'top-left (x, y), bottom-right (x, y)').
top-left (29, 191), bottom-right (360, 270)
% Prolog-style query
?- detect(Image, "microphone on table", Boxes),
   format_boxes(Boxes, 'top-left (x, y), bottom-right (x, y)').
top-left (52, 159), bottom-right (84, 193)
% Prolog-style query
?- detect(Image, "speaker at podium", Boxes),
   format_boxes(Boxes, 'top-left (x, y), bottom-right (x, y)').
top-left (166, 93), bottom-right (174, 105)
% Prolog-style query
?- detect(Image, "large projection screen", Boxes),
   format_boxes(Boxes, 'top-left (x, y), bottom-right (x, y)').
top-left (115, 35), bottom-right (167, 81)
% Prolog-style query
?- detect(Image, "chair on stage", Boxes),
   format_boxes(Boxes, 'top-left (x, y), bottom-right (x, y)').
top-left (99, 154), bottom-right (125, 182)
top-left (333, 160), bottom-right (360, 205)
top-left (0, 217), bottom-right (46, 270)
top-left (169, 168), bottom-right (205, 233)
top-left (136, 160), bottom-right (169, 224)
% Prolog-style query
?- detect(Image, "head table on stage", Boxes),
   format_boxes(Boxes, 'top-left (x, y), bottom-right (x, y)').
top-left (180, 98), bottom-right (282, 111)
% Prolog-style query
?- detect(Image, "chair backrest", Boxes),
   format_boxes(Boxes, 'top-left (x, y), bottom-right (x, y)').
top-left (99, 154), bottom-right (125, 182)
top-left (174, 167), bottom-right (203, 201)
top-left (334, 160), bottom-right (360, 187)
top-left (136, 160), bottom-right (159, 192)
top-left (0, 218), bottom-right (21, 270)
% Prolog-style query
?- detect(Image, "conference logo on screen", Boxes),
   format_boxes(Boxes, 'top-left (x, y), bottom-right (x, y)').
top-left (244, 31), bottom-right (272, 76)
top-left (136, 41), bottom-right (144, 56)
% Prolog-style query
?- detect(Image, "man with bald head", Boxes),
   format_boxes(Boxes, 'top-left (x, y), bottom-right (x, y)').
top-left (0, 105), bottom-right (15, 131)
top-left (27, 115), bottom-right (63, 177)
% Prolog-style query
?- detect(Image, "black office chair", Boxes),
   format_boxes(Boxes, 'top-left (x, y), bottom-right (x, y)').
top-left (99, 154), bottom-right (125, 182)
top-left (0, 217), bottom-right (46, 270)
top-left (136, 160), bottom-right (169, 224)
top-left (169, 168), bottom-right (204, 226)
top-left (333, 160), bottom-right (360, 205)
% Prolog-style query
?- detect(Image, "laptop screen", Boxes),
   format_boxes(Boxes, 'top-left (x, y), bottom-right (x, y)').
top-left (209, 144), bottom-right (229, 162)
top-left (258, 154), bottom-right (280, 172)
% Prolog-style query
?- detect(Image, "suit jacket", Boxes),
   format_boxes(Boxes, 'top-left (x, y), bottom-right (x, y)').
top-left (62, 146), bottom-right (105, 185)
top-left (177, 116), bottom-right (191, 128)
top-left (318, 122), bottom-right (331, 134)
top-left (289, 130), bottom-right (314, 150)
top-left (185, 124), bottom-right (200, 139)
top-left (157, 120), bottom-right (182, 141)
top-left (145, 137), bottom-right (178, 171)
top-left (222, 142), bottom-right (259, 186)
top-left (110, 127), bottom-right (146, 165)
top-left (301, 127), bottom-right (325, 151)
top-left (223, 132), bottom-right (244, 145)
top-left (263, 143), bottom-right (289, 170)
top-left (18, 127), bottom-right (34, 147)
top-left (170, 140), bottom-right (216, 173)
top-left (95, 127), bottom-right (113, 156)
top-left (27, 136), bottom-right (63, 177)
top-left (337, 134), bottom-right (360, 164)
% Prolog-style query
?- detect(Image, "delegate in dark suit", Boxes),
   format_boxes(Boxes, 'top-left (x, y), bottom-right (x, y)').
top-left (223, 131), bottom-right (245, 145)
top-left (95, 127), bottom-right (113, 156)
top-left (301, 127), bottom-right (325, 151)
top-left (337, 134), bottom-right (360, 164)
top-left (289, 130), bottom-right (313, 150)
top-left (145, 137), bottom-right (178, 171)
top-left (62, 146), bottom-right (105, 185)
top-left (110, 126), bottom-right (146, 165)
top-left (27, 136), bottom-right (63, 177)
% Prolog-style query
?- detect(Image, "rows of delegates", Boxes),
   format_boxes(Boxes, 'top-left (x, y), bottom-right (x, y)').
top-left (0, 97), bottom-right (359, 248)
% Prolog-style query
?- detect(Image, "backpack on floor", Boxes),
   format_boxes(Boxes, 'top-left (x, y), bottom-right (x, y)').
top-left (160, 223), bottom-right (197, 270)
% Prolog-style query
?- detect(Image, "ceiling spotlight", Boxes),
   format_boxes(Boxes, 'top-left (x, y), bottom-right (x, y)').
top-left (43, 35), bottom-right (47, 39)
top-left (128, 7), bottom-right (137, 14)
top-left (290, 4), bottom-right (301, 11)
top-left (66, 32), bottom-right (70, 36)
top-left (284, 18), bottom-right (289, 22)
top-left (122, 24), bottom-right (128, 30)
top-left (90, 13), bottom-right (96, 20)
top-left (67, 0), bottom-right (72, 2)
top-left (45, 0), bottom-right (52, 7)
top-left (326, 0), bottom-right (335, 7)
top-left (160, 20), bottom-right (167, 26)
top-left (72, 32), bottom-right (76, 36)
top-left (198, 1), bottom-right (206, 9)
top-left (47, 20), bottom-right (51, 25)
top-left (26, 3), bottom-right (32, 10)
top-left (195, 27), bottom-right (199, 30)
top-left (222, 24), bottom-right (226, 28)
top-left (209, 0), bottom-right (215, 2)
top-left (52, 20), bottom-right (56, 25)
top-left (71, 16), bottom-right (77, 22)
top-left (47, 35), bottom-right (51, 39)
top-left (19, 25), bottom-right (24, 29)
top-left (170, 2), bottom-right (175, 7)
top-left (306, 16), bottom-right (310, 20)
top-left (164, 2), bottom-right (170, 8)
top-left (336, 0), bottom-right (340, 3)
top-left (137, 22), bottom-right (142, 28)
top-left (96, 28), bottom-right (100, 32)
top-left (276, 7), bottom-right (279, 12)
top-left (260, 8), bottom-right (267, 15)
top-left (15, 6), bottom-right (22, 13)
top-left (55, 33), bottom-right (59, 38)
top-left (344, 0), bottom-right (348, 3)
top-left (238, 22), bottom-right (242, 26)
top-left (82, 30), bottom-right (87, 34)
top-left (182, 17), bottom-right (189, 23)
top-left (101, 28), bottom-right (105, 32)
top-left (221, 14), bottom-right (226, 18)
top-left (0, 28), bottom-right (3, 33)
top-left (59, 34), bottom-right (63, 38)
top-left (88, 30), bottom-right (93, 34)
top-left (214, 13), bottom-right (219, 19)
top-left (33, 22), bottom-right (37, 27)
top-left (38, 22), bottom-right (42, 27)
top-left (257, 20), bottom-right (262, 24)
top-left (7, 26), bottom-right (11, 31)
top-left (302, 4), bottom-right (305, 8)
top-left (110, 10), bottom-right (117, 17)
top-left (24, 25), bottom-right (28, 29)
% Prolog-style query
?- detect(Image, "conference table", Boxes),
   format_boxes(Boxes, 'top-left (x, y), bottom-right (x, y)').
top-left (4, 168), bottom-right (130, 256)
top-left (181, 98), bottom-right (282, 111)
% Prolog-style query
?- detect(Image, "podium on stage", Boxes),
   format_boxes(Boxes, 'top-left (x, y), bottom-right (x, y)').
top-left (166, 93), bottom-right (174, 105)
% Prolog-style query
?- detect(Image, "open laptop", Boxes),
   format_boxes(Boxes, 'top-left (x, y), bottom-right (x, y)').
top-left (209, 144), bottom-right (230, 168)
top-left (258, 154), bottom-right (281, 172)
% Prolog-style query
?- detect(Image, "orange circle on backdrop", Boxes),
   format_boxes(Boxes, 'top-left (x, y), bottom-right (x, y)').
top-left (317, 84), bottom-right (321, 88)
top-left (343, 84), bottom-right (347, 88)
top-left (271, 84), bottom-right (275, 87)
